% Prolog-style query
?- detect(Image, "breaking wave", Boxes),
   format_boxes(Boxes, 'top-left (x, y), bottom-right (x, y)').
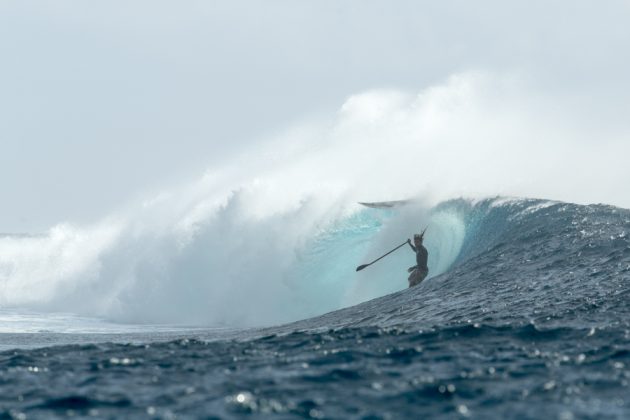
top-left (2, 71), bottom-right (630, 327)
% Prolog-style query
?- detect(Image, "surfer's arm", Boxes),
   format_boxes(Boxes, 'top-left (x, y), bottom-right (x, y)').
top-left (407, 239), bottom-right (416, 252)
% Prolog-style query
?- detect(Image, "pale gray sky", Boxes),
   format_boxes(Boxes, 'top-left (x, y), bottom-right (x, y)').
top-left (1, 0), bottom-right (629, 231)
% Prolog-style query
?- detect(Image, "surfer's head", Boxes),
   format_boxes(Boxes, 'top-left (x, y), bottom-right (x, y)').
top-left (414, 227), bottom-right (428, 244)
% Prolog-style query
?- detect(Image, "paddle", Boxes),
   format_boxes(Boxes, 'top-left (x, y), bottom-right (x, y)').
top-left (356, 241), bottom-right (409, 272)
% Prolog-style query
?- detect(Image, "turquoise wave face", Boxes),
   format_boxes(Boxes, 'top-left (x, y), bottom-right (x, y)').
top-left (280, 196), bottom-right (630, 329)
top-left (284, 203), bottom-right (468, 317)
top-left (284, 207), bottom-right (394, 317)
top-left (277, 197), bottom-right (630, 334)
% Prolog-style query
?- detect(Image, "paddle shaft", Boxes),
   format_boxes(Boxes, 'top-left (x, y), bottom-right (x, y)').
top-left (356, 241), bottom-right (408, 271)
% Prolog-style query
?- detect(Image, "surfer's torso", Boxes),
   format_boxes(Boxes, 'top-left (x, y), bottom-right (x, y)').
top-left (415, 245), bottom-right (428, 271)
top-left (408, 241), bottom-right (429, 287)
top-left (408, 242), bottom-right (428, 271)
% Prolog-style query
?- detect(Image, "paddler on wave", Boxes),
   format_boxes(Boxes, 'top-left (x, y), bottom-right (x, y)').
top-left (407, 230), bottom-right (428, 287)
top-left (355, 227), bottom-right (429, 289)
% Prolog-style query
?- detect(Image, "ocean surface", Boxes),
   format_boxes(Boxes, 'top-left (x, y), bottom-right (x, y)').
top-left (1, 197), bottom-right (629, 418)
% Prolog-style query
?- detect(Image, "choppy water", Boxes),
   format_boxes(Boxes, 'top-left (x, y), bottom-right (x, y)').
top-left (1, 198), bottom-right (630, 418)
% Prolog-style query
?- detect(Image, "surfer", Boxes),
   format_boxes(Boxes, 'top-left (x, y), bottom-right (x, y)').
top-left (407, 231), bottom-right (428, 287)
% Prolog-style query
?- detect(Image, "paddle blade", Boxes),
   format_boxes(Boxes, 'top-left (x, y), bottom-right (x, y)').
top-left (356, 264), bottom-right (369, 272)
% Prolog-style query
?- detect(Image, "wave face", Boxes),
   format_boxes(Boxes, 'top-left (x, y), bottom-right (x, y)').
top-left (287, 197), bottom-right (630, 331)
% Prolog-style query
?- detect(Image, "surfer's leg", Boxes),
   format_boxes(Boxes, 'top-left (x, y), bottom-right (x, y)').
top-left (408, 268), bottom-right (428, 288)
top-left (408, 270), bottom-right (420, 287)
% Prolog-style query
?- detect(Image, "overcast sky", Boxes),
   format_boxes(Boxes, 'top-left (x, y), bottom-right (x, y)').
top-left (1, 0), bottom-right (629, 232)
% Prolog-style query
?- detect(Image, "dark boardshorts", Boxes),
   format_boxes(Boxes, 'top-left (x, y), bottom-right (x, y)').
top-left (408, 267), bottom-right (429, 288)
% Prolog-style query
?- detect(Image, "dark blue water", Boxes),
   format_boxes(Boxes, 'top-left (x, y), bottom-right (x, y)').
top-left (1, 198), bottom-right (629, 418)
